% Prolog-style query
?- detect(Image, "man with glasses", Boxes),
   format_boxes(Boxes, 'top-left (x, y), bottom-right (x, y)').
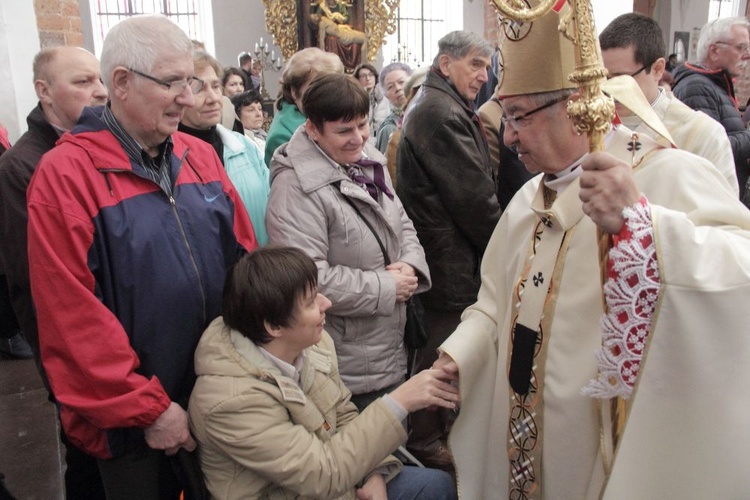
top-left (600, 13), bottom-right (737, 195)
top-left (476, 89), bottom-right (535, 210)
top-left (26, 15), bottom-right (257, 498)
top-left (673, 16), bottom-right (750, 201)
top-left (396, 31), bottom-right (501, 471)
top-left (431, 8), bottom-right (750, 499)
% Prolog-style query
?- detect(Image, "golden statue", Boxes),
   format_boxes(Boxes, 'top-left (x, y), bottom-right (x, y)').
top-left (263, 0), bottom-right (399, 66)
top-left (310, 0), bottom-right (367, 70)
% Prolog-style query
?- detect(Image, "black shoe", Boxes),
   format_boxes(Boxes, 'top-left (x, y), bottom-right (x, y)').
top-left (0, 333), bottom-right (33, 360)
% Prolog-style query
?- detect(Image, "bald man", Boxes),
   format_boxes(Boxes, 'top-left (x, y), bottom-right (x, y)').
top-left (0, 45), bottom-right (108, 499)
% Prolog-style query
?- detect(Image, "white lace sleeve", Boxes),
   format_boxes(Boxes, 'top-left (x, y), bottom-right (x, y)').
top-left (582, 197), bottom-right (660, 400)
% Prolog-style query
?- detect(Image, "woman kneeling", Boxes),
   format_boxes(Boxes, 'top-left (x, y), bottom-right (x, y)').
top-left (189, 246), bottom-right (458, 499)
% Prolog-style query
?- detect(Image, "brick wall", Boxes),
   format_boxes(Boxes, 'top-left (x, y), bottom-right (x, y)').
top-left (34, 0), bottom-right (83, 48)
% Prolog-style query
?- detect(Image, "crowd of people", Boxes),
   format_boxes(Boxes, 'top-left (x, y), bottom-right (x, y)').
top-left (2, 7), bottom-right (750, 500)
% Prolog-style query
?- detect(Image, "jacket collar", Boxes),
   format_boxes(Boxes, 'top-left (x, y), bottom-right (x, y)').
top-left (216, 124), bottom-right (246, 154)
top-left (677, 63), bottom-right (737, 104)
top-left (197, 320), bottom-right (336, 404)
top-left (423, 68), bottom-right (476, 115)
top-left (56, 105), bottom-right (192, 175)
top-left (27, 103), bottom-right (62, 148)
top-left (230, 329), bottom-right (312, 402)
top-left (275, 128), bottom-right (389, 210)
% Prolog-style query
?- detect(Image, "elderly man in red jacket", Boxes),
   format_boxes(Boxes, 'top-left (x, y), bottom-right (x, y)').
top-left (27, 15), bottom-right (257, 499)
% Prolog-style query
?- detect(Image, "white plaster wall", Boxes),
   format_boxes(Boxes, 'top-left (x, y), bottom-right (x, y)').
top-left (0, 0), bottom-right (41, 142)
top-left (668, 0), bottom-right (709, 60)
top-left (212, 0), bottom-right (285, 100)
top-left (464, 0), bottom-right (485, 39)
top-left (79, 0), bottom-right (96, 53)
top-left (592, 0), bottom-right (633, 34)
top-left (662, 0), bottom-right (748, 61)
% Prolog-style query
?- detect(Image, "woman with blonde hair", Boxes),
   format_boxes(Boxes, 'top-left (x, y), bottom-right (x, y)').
top-left (179, 51), bottom-right (270, 245)
top-left (263, 47), bottom-right (344, 165)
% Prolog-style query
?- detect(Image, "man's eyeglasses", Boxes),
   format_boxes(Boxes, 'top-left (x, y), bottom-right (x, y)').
top-left (715, 41), bottom-right (750, 53)
top-left (129, 68), bottom-right (204, 95)
top-left (501, 95), bottom-right (569, 131)
top-left (605, 65), bottom-right (648, 80)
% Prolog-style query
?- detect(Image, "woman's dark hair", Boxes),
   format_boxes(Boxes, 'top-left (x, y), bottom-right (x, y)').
top-left (222, 246), bottom-right (318, 345)
top-left (303, 73), bottom-right (369, 131)
top-left (222, 66), bottom-right (247, 89)
top-left (354, 63), bottom-right (379, 84)
top-left (231, 89), bottom-right (263, 116)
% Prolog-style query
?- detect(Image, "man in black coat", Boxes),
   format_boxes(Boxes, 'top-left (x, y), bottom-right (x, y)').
top-left (673, 16), bottom-right (750, 201)
top-left (396, 30), bottom-right (502, 469)
top-left (0, 124), bottom-right (32, 361)
top-left (0, 45), bottom-right (108, 500)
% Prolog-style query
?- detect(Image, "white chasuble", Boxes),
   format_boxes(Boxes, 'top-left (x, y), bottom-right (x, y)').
top-left (442, 124), bottom-right (750, 499)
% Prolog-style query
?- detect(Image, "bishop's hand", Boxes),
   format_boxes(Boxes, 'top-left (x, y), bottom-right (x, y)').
top-left (579, 151), bottom-right (641, 234)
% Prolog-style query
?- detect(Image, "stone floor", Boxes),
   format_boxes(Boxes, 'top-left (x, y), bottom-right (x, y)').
top-left (0, 356), bottom-right (64, 499)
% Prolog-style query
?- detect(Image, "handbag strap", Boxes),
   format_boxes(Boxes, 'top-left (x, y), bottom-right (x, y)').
top-left (334, 181), bottom-right (391, 266)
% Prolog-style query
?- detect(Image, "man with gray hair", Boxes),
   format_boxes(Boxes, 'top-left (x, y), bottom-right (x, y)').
top-left (26, 15), bottom-right (257, 497)
top-left (396, 30), bottom-right (501, 469)
top-left (673, 16), bottom-right (750, 200)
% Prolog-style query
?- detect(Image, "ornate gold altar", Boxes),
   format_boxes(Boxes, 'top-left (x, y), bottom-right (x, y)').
top-left (262, 0), bottom-right (400, 71)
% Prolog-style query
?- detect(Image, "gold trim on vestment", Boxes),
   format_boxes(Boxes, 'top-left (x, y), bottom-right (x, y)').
top-left (506, 181), bottom-right (582, 499)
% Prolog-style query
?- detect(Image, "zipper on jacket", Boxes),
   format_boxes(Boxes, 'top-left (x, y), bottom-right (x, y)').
top-left (101, 148), bottom-right (209, 324)
top-left (104, 172), bottom-right (114, 196)
top-left (168, 192), bottom-right (207, 324)
top-left (169, 194), bottom-right (207, 323)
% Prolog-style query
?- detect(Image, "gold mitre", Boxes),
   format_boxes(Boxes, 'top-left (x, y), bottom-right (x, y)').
top-left (497, 3), bottom-right (578, 98)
